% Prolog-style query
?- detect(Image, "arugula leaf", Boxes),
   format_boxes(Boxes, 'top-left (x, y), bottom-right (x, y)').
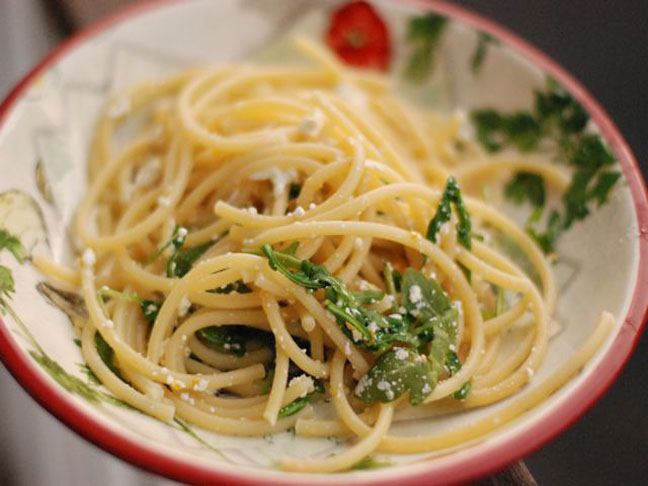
top-left (172, 241), bottom-right (214, 278)
top-left (352, 290), bottom-right (385, 305)
top-left (404, 13), bottom-right (448, 82)
top-left (97, 286), bottom-right (162, 325)
top-left (278, 379), bottom-right (323, 417)
top-left (278, 393), bottom-right (314, 417)
top-left (213, 280), bottom-right (252, 294)
top-left (355, 347), bottom-right (436, 405)
top-left (196, 326), bottom-right (248, 357)
top-left (288, 183), bottom-right (302, 200)
top-left (426, 177), bottom-right (472, 249)
top-left (383, 262), bottom-right (402, 298)
top-left (446, 351), bottom-right (471, 400)
top-left (262, 245), bottom-right (418, 352)
top-left (148, 225), bottom-right (185, 264)
top-left (140, 299), bottom-right (162, 324)
top-left (505, 172), bottom-right (546, 207)
top-left (95, 332), bottom-right (123, 379)
top-left (0, 229), bottom-right (24, 263)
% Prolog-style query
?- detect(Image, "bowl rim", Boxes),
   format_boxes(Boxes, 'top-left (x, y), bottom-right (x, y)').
top-left (0, 0), bottom-right (646, 485)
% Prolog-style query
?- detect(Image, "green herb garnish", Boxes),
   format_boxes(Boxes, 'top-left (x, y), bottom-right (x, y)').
top-left (426, 177), bottom-right (472, 249)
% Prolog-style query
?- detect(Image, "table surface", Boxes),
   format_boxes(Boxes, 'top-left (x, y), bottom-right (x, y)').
top-left (0, 1), bottom-right (646, 485)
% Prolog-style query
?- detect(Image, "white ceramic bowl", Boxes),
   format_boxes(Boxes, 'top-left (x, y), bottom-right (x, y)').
top-left (1, 1), bottom-right (646, 485)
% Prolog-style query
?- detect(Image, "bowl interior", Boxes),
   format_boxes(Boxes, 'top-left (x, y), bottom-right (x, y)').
top-left (0, 0), bottom-right (642, 484)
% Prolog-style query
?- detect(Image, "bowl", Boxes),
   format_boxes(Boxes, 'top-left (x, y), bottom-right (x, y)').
top-left (0, 1), bottom-right (646, 485)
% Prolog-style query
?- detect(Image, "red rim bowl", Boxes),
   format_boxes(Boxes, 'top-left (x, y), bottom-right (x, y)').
top-left (1, 1), bottom-right (646, 485)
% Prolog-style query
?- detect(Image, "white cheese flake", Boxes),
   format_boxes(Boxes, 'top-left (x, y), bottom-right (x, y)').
top-left (249, 167), bottom-right (297, 197)
top-left (81, 248), bottom-right (96, 267)
top-left (178, 296), bottom-right (191, 318)
top-left (298, 109), bottom-right (325, 137)
top-left (408, 285), bottom-right (423, 304)
top-left (394, 347), bottom-right (409, 360)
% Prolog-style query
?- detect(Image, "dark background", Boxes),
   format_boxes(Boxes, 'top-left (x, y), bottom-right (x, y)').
top-left (453, 1), bottom-right (648, 484)
top-left (3, 1), bottom-right (647, 484)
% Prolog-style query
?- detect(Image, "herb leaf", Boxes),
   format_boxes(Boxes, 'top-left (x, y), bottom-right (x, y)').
top-left (213, 280), bottom-right (252, 294)
top-left (426, 177), bottom-right (472, 249)
top-left (172, 241), bottom-right (213, 278)
top-left (95, 332), bottom-right (123, 379)
top-left (140, 299), bottom-right (162, 324)
top-left (278, 392), bottom-right (314, 417)
top-left (355, 347), bottom-right (435, 405)
top-left (196, 326), bottom-right (248, 357)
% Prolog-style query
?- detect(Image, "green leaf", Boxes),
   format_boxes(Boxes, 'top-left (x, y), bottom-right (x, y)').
top-left (352, 290), bottom-right (385, 305)
top-left (355, 347), bottom-right (436, 405)
top-left (95, 332), bottom-right (122, 379)
top-left (446, 350), bottom-right (471, 400)
top-left (171, 240), bottom-right (214, 278)
top-left (140, 299), bottom-right (162, 324)
top-left (195, 326), bottom-right (270, 357)
top-left (383, 262), bottom-right (401, 298)
top-left (404, 13), bottom-right (448, 82)
top-left (288, 183), bottom-right (302, 200)
top-left (505, 172), bottom-right (546, 207)
top-left (0, 229), bottom-right (24, 263)
top-left (212, 280), bottom-right (252, 294)
top-left (278, 392), bottom-right (314, 417)
top-left (148, 225), bottom-right (185, 264)
top-left (426, 177), bottom-right (472, 249)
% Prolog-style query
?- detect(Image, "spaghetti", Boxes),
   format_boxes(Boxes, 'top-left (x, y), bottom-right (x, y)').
top-left (35, 38), bottom-right (614, 472)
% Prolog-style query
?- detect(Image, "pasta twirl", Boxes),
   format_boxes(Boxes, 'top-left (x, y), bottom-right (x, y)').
top-left (36, 38), bottom-right (613, 473)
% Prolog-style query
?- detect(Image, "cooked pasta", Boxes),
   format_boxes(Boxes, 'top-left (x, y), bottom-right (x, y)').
top-left (35, 38), bottom-right (614, 472)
